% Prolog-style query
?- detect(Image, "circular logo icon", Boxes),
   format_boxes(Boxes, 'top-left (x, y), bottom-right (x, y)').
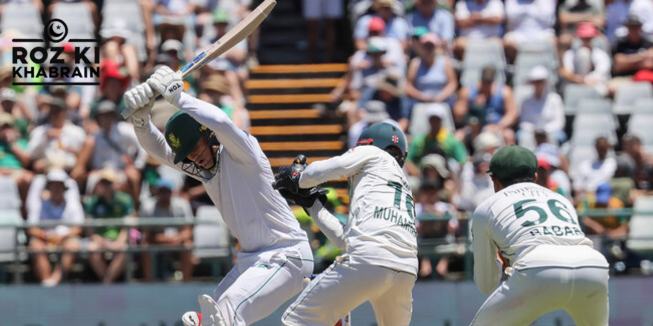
top-left (45, 19), bottom-right (68, 43)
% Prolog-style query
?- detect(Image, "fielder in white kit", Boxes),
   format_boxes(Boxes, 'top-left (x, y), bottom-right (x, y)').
top-left (273, 122), bottom-right (419, 326)
top-left (123, 66), bottom-right (314, 326)
top-left (470, 145), bottom-right (609, 326)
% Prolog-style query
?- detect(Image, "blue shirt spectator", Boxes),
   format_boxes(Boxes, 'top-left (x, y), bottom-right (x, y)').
top-left (407, 0), bottom-right (455, 44)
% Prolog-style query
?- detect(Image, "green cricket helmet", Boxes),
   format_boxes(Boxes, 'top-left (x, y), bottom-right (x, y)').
top-left (164, 111), bottom-right (221, 178)
top-left (356, 122), bottom-right (408, 167)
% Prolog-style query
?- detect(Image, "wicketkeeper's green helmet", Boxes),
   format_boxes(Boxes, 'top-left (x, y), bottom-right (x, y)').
top-left (356, 122), bottom-right (408, 166)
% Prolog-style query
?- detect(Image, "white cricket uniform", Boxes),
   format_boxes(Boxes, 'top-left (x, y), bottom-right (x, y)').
top-left (282, 145), bottom-right (418, 326)
top-left (134, 93), bottom-right (313, 326)
top-left (471, 182), bottom-right (609, 326)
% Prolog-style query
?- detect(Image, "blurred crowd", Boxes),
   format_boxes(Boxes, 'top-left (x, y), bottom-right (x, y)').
top-left (1, 0), bottom-right (653, 286)
top-left (334, 0), bottom-right (653, 279)
top-left (0, 0), bottom-right (256, 286)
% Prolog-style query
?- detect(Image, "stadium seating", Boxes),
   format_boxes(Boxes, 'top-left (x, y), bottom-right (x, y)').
top-left (572, 114), bottom-right (618, 145)
top-left (51, 2), bottom-right (95, 40)
top-left (461, 40), bottom-right (506, 86)
top-left (632, 98), bottom-right (653, 115)
top-left (409, 103), bottom-right (456, 136)
top-left (193, 206), bottom-right (231, 277)
top-left (0, 210), bottom-right (25, 283)
top-left (0, 3), bottom-right (42, 37)
top-left (613, 82), bottom-right (653, 115)
top-left (101, 0), bottom-right (147, 61)
top-left (628, 113), bottom-right (653, 147)
top-left (627, 196), bottom-right (653, 258)
top-left (563, 84), bottom-right (601, 115)
top-left (0, 177), bottom-right (21, 211)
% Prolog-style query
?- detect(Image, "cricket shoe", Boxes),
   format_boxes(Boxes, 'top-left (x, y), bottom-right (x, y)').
top-left (198, 294), bottom-right (228, 326)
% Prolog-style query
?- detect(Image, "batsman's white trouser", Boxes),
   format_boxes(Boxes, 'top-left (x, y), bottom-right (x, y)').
top-left (213, 241), bottom-right (314, 326)
top-left (281, 255), bottom-right (416, 326)
top-left (470, 266), bottom-right (609, 326)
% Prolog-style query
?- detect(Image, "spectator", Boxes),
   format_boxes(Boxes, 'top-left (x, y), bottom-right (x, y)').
top-left (350, 37), bottom-right (402, 100)
top-left (72, 101), bottom-right (144, 204)
top-left (560, 22), bottom-right (612, 96)
top-left (408, 0), bottom-right (455, 46)
top-left (536, 156), bottom-right (566, 196)
top-left (453, 0), bottom-right (505, 59)
top-left (622, 134), bottom-right (653, 189)
top-left (606, 0), bottom-right (653, 44)
top-left (36, 85), bottom-right (83, 128)
top-left (534, 130), bottom-right (572, 197)
top-left (415, 181), bottom-right (462, 278)
top-left (95, 60), bottom-right (131, 120)
top-left (573, 137), bottom-right (617, 199)
top-left (0, 112), bottom-right (33, 210)
top-left (201, 9), bottom-right (249, 85)
top-left (610, 14), bottom-right (653, 91)
top-left (26, 169), bottom-right (83, 286)
top-left (198, 74), bottom-right (250, 130)
top-left (578, 182), bottom-right (629, 261)
top-left (347, 100), bottom-right (401, 148)
top-left (86, 169), bottom-right (134, 284)
top-left (0, 88), bottom-right (32, 138)
top-left (453, 66), bottom-right (517, 144)
top-left (503, 0), bottom-right (557, 63)
top-left (420, 153), bottom-right (458, 201)
top-left (303, 0), bottom-right (343, 62)
top-left (354, 0), bottom-right (410, 52)
top-left (406, 33), bottom-right (458, 109)
top-left (406, 105), bottom-right (468, 176)
top-left (140, 179), bottom-right (194, 282)
top-left (611, 154), bottom-right (637, 205)
top-left (458, 149), bottom-right (494, 212)
top-left (519, 66), bottom-right (567, 145)
top-left (558, 0), bottom-right (606, 53)
top-left (157, 15), bottom-right (195, 57)
top-left (27, 98), bottom-right (86, 173)
top-left (358, 74), bottom-right (410, 130)
top-left (100, 20), bottom-right (141, 83)
top-left (48, 0), bottom-right (99, 30)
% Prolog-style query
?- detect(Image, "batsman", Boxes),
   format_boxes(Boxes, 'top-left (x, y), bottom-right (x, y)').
top-left (123, 66), bottom-right (315, 326)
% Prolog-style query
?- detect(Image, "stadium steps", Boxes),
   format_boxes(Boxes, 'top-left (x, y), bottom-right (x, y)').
top-left (247, 63), bottom-right (348, 191)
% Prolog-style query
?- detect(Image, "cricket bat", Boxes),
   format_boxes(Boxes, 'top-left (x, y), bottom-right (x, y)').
top-left (122, 0), bottom-right (277, 119)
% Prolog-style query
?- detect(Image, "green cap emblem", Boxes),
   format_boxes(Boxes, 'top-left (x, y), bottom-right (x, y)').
top-left (168, 133), bottom-right (181, 149)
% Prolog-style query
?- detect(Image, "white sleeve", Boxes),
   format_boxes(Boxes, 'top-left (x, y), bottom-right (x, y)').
top-left (545, 93), bottom-right (566, 133)
top-left (133, 119), bottom-right (201, 181)
top-left (486, 0), bottom-right (505, 17)
top-left (63, 197), bottom-right (85, 224)
top-left (27, 126), bottom-right (48, 159)
top-left (587, 49), bottom-right (612, 82)
top-left (455, 1), bottom-right (470, 19)
top-left (298, 146), bottom-right (374, 188)
top-left (177, 93), bottom-right (260, 165)
top-left (562, 50), bottom-right (575, 72)
top-left (472, 203), bottom-right (502, 295)
top-left (305, 201), bottom-right (346, 250)
top-left (26, 175), bottom-right (45, 224)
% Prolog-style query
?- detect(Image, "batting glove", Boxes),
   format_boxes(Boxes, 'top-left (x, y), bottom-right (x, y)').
top-left (124, 83), bottom-right (155, 127)
top-left (147, 66), bottom-right (184, 106)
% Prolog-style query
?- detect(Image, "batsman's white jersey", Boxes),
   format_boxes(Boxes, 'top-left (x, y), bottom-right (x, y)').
top-left (134, 93), bottom-right (313, 326)
top-left (471, 182), bottom-right (609, 326)
top-left (282, 145), bottom-right (418, 326)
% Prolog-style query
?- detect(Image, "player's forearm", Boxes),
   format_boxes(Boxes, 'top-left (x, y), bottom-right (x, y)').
top-left (306, 201), bottom-right (346, 250)
top-left (299, 149), bottom-right (368, 188)
top-left (133, 120), bottom-right (177, 168)
top-left (177, 93), bottom-right (257, 162)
